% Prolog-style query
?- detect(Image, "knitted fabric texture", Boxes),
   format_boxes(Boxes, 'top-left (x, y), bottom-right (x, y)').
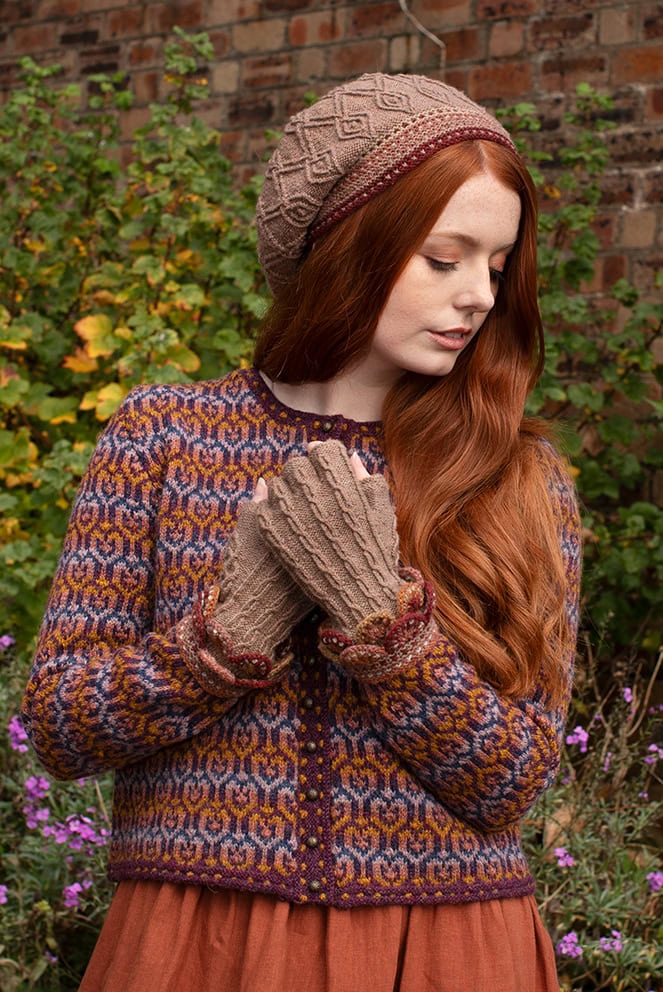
top-left (175, 498), bottom-right (311, 697)
top-left (256, 440), bottom-right (402, 636)
top-left (22, 369), bottom-right (582, 909)
top-left (256, 72), bottom-right (516, 293)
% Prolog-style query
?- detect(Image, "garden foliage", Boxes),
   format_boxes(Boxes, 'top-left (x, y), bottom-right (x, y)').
top-left (0, 32), bottom-right (661, 991)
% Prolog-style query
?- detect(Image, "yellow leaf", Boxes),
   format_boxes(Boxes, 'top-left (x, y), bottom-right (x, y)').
top-left (63, 348), bottom-right (99, 373)
top-left (0, 338), bottom-right (28, 351)
top-left (114, 325), bottom-right (132, 341)
top-left (95, 382), bottom-right (128, 421)
top-left (74, 314), bottom-right (121, 358)
top-left (165, 344), bottom-right (201, 374)
top-left (544, 184), bottom-right (561, 199)
top-left (79, 389), bottom-right (98, 411)
top-left (50, 411), bottom-right (77, 425)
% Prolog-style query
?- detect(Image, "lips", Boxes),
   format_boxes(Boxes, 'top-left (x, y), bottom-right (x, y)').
top-left (427, 328), bottom-right (472, 350)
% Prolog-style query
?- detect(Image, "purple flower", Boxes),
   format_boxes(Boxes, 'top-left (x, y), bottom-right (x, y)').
top-left (599, 930), bottom-right (623, 953)
top-left (554, 847), bottom-right (575, 868)
top-left (644, 744), bottom-right (662, 766)
top-left (8, 715), bottom-right (29, 753)
top-left (646, 871), bottom-right (663, 893)
top-left (0, 884), bottom-right (8, 904)
top-left (63, 882), bottom-right (83, 909)
top-left (24, 775), bottom-right (50, 802)
top-left (622, 687), bottom-right (633, 704)
top-left (603, 751), bottom-right (612, 773)
top-left (0, 634), bottom-right (16, 650)
top-left (556, 931), bottom-right (583, 959)
top-left (44, 951), bottom-right (58, 964)
top-left (566, 726), bottom-right (589, 753)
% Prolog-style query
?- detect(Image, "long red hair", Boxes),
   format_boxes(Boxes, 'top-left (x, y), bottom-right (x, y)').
top-left (255, 141), bottom-right (572, 705)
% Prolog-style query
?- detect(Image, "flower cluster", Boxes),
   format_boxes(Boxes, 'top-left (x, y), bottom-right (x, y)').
top-left (63, 879), bottom-right (93, 910)
top-left (644, 743), bottom-right (662, 766)
top-left (566, 725), bottom-right (589, 753)
top-left (8, 715), bottom-right (29, 753)
top-left (554, 846), bottom-right (575, 868)
top-left (598, 929), bottom-right (623, 953)
top-left (556, 931), bottom-right (583, 959)
top-left (646, 871), bottom-right (663, 893)
top-left (0, 634), bottom-right (16, 650)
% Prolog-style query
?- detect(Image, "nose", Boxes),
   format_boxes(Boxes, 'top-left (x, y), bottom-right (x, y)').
top-left (453, 264), bottom-right (496, 316)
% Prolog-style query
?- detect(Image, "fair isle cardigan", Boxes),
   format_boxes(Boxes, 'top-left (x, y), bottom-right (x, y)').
top-left (22, 367), bottom-right (582, 909)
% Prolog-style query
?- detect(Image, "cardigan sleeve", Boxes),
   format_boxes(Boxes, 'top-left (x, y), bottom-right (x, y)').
top-left (22, 389), bottom-right (238, 781)
top-left (357, 449), bottom-right (582, 833)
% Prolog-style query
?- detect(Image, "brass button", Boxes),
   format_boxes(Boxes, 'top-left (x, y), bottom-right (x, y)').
top-left (321, 420), bottom-right (333, 432)
top-left (308, 879), bottom-right (322, 893)
top-left (302, 696), bottom-right (314, 709)
top-left (306, 788), bottom-right (319, 801)
top-left (305, 741), bottom-right (317, 753)
top-left (306, 836), bottom-right (318, 848)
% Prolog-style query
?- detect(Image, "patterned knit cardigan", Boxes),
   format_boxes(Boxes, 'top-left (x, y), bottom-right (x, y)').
top-left (22, 368), bottom-right (582, 909)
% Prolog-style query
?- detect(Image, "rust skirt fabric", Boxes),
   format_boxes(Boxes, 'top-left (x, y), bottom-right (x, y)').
top-left (80, 881), bottom-right (559, 992)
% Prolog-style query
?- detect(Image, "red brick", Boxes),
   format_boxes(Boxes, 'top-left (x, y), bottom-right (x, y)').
top-left (79, 44), bottom-right (121, 75)
top-left (233, 18), bottom-right (286, 53)
top-left (477, 0), bottom-right (536, 19)
top-left (131, 69), bottom-right (160, 104)
top-left (327, 38), bottom-right (388, 79)
top-left (647, 86), bottom-right (663, 119)
top-left (348, 2), bottom-right (407, 37)
top-left (540, 52), bottom-right (608, 90)
top-left (148, 1), bottom-right (204, 33)
top-left (298, 44), bottom-right (326, 80)
top-left (410, 0), bottom-right (471, 28)
top-left (289, 12), bottom-right (341, 47)
top-left (9, 22), bottom-right (59, 53)
top-left (119, 104), bottom-right (151, 142)
top-left (613, 46), bottom-right (663, 84)
top-left (444, 26), bottom-right (482, 63)
top-left (642, 171), bottom-right (663, 204)
top-left (599, 7), bottom-right (635, 46)
top-left (228, 92), bottom-right (276, 127)
top-left (591, 214), bottom-right (616, 250)
top-left (108, 8), bottom-right (146, 39)
top-left (419, 35), bottom-right (446, 71)
top-left (488, 20), bottom-right (523, 58)
top-left (242, 53), bottom-right (294, 88)
top-left (605, 126), bottom-right (663, 165)
top-left (443, 68), bottom-right (468, 93)
top-left (128, 39), bottom-right (163, 66)
top-left (468, 60), bottom-right (532, 101)
top-left (599, 172), bottom-right (636, 207)
top-left (207, 0), bottom-right (261, 23)
top-left (219, 129), bottom-right (246, 163)
top-left (528, 13), bottom-right (595, 51)
top-left (39, 0), bottom-right (80, 16)
top-left (642, 4), bottom-right (663, 40)
top-left (197, 29), bottom-right (224, 57)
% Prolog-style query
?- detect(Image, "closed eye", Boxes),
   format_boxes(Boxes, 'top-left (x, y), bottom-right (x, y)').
top-left (426, 258), bottom-right (457, 272)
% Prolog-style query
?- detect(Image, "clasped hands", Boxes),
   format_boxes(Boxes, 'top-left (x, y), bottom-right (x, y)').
top-left (177, 440), bottom-right (435, 696)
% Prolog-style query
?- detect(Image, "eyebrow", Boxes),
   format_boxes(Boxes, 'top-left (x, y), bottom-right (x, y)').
top-left (424, 231), bottom-right (517, 253)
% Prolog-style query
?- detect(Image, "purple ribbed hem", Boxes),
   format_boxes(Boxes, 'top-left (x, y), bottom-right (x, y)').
top-left (108, 857), bottom-right (536, 908)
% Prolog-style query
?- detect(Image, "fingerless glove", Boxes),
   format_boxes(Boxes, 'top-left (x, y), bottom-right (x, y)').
top-left (176, 498), bottom-right (311, 698)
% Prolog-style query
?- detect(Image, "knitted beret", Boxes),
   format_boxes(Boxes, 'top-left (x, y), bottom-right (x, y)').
top-left (255, 72), bottom-right (516, 294)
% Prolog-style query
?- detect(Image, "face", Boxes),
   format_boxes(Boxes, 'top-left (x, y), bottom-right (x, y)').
top-left (359, 170), bottom-right (522, 386)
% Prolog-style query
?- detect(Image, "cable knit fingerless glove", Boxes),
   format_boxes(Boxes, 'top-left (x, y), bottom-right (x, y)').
top-left (176, 498), bottom-right (311, 698)
top-left (255, 441), bottom-right (402, 634)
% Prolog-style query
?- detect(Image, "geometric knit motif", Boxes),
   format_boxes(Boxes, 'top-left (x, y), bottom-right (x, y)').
top-left (22, 368), bottom-right (582, 908)
top-left (256, 72), bottom-right (516, 293)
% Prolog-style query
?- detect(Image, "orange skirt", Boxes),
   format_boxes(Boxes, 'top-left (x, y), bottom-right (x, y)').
top-left (80, 882), bottom-right (559, 992)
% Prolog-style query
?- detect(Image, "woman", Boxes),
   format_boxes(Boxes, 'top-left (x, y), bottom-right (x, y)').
top-left (23, 73), bottom-right (581, 991)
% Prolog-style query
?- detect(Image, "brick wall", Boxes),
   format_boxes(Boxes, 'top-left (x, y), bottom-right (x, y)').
top-left (0, 0), bottom-right (661, 294)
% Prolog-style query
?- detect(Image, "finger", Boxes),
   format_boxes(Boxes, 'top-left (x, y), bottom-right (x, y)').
top-left (307, 441), bottom-right (323, 452)
top-left (251, 477), bottom-right (268, 503)
top-left (349, 451), bottom-right (370, 481)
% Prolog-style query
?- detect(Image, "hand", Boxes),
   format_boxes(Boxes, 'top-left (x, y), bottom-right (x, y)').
top-left (175, 478), bottom-right (312, 698)
top-left (255, 440), bottom-right (401, 634)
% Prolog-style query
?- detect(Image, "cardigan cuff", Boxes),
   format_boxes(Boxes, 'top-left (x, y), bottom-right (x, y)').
top-left (176, 584), bottom-right (293, 698)
top-left (318, 568), bottom-right (438, 683)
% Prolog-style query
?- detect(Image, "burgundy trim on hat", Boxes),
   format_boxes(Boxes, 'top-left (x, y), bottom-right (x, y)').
top-left (309, 124), bottom-right (516, 246)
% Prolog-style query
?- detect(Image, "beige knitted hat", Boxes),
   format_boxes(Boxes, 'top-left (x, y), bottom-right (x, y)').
top-left (256, 72), bottom-right (516, 294)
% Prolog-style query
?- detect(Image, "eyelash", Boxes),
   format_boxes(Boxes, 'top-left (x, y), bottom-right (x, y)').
top-left (426, 258), bottom-right (506, 283)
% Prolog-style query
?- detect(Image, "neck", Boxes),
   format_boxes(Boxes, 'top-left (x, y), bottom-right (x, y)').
top-left (259, 367), bottom-right (394, 423)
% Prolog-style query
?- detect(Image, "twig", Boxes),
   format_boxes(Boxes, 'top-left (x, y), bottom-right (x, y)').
top-left (398, 0), bottom-right (446, 54)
